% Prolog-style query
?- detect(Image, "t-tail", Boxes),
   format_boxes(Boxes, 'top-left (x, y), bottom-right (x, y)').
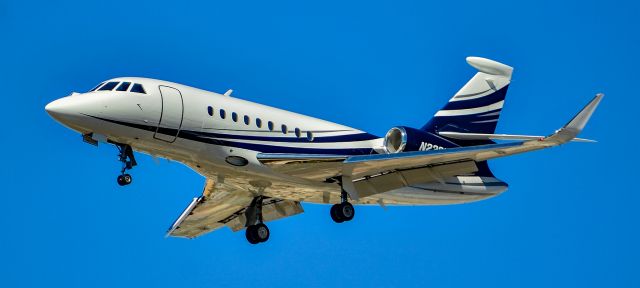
top-left (380, 57), bottom-right (513, 178)
top-left (421, 57), bottom-right (513, 146)
top-left (381, 57), bottom-right (514, 154)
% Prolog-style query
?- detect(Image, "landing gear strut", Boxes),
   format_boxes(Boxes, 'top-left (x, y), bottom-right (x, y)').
top-left (115, 143), bottom-right (136, 186)
top-left (330, 189), bottom-right (355, 223)
top-left (245, 196), bottom-right (270, 244)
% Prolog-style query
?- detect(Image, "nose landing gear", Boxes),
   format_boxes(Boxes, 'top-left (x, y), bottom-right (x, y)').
top-left (115, 143), bottom-right (137, 186)
top-left (117, 174), bottom-right (132, 186)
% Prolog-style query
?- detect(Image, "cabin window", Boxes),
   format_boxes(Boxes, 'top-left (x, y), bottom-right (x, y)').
top-left (294, 128), bottom-right (301, 138)
top-left (306, 131), bottom-right (314, 141)
top-left (220, 109), bottom-right (226, 119)
top-left (130, 83), bottom-right (146, 94)
top-left (281, 124), bottom-right (288, 134)
top-left (90, 82), bottom-right (105, 91)
top-left (116, 82), bottom-right (131, 91)
top-left (244, 115), bottom-right (250, 125)
top-left (207, 106), bottom-right (214, 116)
top-left (98, 82), bottom-right (119, 91)
top-left (256, 118), bottom-right (262, 128)
top-left (232, 112), bottom-right (238, 122)
top-left (268, 121), bottom-right (274, 131)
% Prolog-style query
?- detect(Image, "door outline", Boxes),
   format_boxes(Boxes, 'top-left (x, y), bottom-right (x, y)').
top-left (154, 85), bottom-right (184, 143)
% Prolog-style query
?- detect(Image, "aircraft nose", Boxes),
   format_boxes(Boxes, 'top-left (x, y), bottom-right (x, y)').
top-left (45, 95), bottom-right (90, 132)
top-left (45, 93), bottom-right (104, 133)
top-left (45, 97), bottom-right (73, 122)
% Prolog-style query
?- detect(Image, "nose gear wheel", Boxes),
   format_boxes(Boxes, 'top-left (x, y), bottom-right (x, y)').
top-left (115, 143), bottom-right (136, 186)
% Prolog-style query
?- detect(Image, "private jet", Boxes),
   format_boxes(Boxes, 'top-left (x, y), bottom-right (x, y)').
top-left (45, 57), bottom-right (602, 244)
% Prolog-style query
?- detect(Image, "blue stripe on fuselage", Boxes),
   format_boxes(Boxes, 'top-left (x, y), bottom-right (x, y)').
top-left (84, 114), bottom-right (377, 155)
top-left (180, 130), bottom-right (373, 154)
top-left (197, 130), bottom-right (378, 143)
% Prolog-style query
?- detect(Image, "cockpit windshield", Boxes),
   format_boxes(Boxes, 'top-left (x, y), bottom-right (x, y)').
top-left (88, 81), bottom-right (146, 94)
top-left (98, 82), bottom-right (119, 91)
top-left (130, 83), bottom-right (146, 94)
top-left (89, 82), bottom-right (105, 91)
top-left (116, 82), bottom-right (131, 91)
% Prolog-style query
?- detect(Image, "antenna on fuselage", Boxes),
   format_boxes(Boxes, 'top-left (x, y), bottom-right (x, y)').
top-left (224, 89), bottom-right (233, 96)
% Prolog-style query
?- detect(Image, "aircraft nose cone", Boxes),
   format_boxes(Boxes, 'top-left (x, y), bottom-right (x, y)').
top-left (45, 99), bottom-right (61, 116)
top-left (45, 98), bottom-right (72, 122)
top-left (45, 94), bottom-right (100, 133)
top-left (45, 96), bottom-right (89, 131)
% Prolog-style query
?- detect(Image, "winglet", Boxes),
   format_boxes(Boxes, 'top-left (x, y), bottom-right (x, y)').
top-left (545, 94), bottom-right (603, 144)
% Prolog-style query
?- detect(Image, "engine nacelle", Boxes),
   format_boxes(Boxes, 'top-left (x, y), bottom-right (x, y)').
top-left (383, 126), bottom-right (451, 153)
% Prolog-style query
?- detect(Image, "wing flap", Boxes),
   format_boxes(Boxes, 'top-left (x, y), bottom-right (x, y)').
top-left (343, 142), bottom-right (522, 179)
top-left (352, 160), bottom-right (478, 198)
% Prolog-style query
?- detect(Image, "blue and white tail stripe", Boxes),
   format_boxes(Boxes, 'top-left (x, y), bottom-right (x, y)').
top-left (422, 57), bottom-right (513, 137)
top-left (434, 100), bottom-right (504, 117)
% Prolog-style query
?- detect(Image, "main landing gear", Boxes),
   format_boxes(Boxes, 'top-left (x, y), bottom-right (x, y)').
top-left (330, 189), bottom-right (355, 223)
top-left (115, 143), bottom-right (137, 186)
top-left (246, 223), bottom-right (270, 245)
top-left (245, 196), bottom-right (270, 244)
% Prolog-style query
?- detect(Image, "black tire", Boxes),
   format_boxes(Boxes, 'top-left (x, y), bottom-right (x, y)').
top-left (339, 202), bottom-right (355, 221)
top-left (254, 223), bottom-right (270, 243)
top-left (123, 174), bottom-right (132, 185)
top-left (245, 225), bottom-right (260, 244)
top-left (117, 175), bottom-right (126, 186)
top-left (330, 204), bottom-right (344, 223)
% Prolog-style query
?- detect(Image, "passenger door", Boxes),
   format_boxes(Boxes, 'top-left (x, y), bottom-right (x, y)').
top-left (154, 85), bottom-right (184, 143)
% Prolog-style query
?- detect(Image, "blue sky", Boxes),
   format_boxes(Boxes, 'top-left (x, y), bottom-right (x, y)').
top-left (2, 0), bottom-right (638, 287)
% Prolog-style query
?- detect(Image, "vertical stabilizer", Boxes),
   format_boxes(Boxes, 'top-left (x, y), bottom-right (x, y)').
top-left (422, 57), bottom-right (513, 140)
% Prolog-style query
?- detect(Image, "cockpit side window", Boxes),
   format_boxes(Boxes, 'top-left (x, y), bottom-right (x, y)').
top-left (130, 83), bottom-right (146, 94)
top-left (116, 82), bottom-right (131, 91)
top-left (89, 82), bottom-right (105, 92)
top-left (98, 82), bottom-right (120, 91)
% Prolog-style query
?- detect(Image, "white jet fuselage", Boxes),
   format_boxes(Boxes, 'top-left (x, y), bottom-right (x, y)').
top-left (45, 77), bottom-right (507, 205)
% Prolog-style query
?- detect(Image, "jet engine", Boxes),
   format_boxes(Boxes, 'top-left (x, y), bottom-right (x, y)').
top-left (383, 126), bottom-right (450, 153)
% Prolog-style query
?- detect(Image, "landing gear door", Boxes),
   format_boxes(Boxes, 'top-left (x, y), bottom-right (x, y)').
top-left (154, 85), bottom-right (184, 143)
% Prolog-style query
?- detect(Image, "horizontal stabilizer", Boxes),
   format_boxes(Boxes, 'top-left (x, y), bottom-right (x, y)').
top-left (466, 57), bottom-right (513, 78)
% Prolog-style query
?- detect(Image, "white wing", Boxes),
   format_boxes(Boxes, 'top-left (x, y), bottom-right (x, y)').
top-left (167, 179), bottom-right (303, 238)
top-left (169, 94), bottom-right (602, 237)
top-left (259, 94), bottom-right (603, 198)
